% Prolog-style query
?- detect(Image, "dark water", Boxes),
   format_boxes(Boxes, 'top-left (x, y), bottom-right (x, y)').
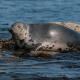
top-left (0, 0), bottom-right (80, 80)
top-left (0, 50), bottom-right (80, 80)
top-left (0, 0), bottom-right (80, 27)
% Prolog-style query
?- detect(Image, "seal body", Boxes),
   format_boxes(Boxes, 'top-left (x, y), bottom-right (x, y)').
top-left (29, 24), bottom-right (80, 51)
top-left (10, 22), bottom-right (80, 51)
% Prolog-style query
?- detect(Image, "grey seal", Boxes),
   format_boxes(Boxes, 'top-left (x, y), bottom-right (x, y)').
top-left (9, 22), bottom-right (80, 52)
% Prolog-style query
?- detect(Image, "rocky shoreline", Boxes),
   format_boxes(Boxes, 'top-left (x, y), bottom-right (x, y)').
top-left (49, 22), bottom-right (80, 32)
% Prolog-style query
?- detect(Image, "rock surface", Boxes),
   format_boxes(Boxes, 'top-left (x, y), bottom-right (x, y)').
top-left (49, 22), bottom-right (80, 32)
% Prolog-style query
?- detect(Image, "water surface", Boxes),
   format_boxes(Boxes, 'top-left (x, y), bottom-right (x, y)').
top-left (0, 0), bottom-right (80, 27)
top-left (0, 0), bottom-right (80, 80)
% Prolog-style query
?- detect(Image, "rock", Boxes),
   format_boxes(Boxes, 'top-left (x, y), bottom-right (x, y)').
top-left (0, 40), bottom-right (15, 49)
top-left (49, 22), bottom-right (80, 32)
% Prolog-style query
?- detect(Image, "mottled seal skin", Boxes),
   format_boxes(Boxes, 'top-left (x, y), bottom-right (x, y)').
top-left (10, 22), bottom-right (80, 51)
top-left (9, 22), bottom-right (34, 49)
top-left (29, 24), bottom-right (80, 51)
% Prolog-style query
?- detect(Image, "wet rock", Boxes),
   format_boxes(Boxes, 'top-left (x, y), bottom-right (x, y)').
top-left (49, 22), bottom-right (80, 32)
top-left (0, 40), bottom-right (15, 49)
